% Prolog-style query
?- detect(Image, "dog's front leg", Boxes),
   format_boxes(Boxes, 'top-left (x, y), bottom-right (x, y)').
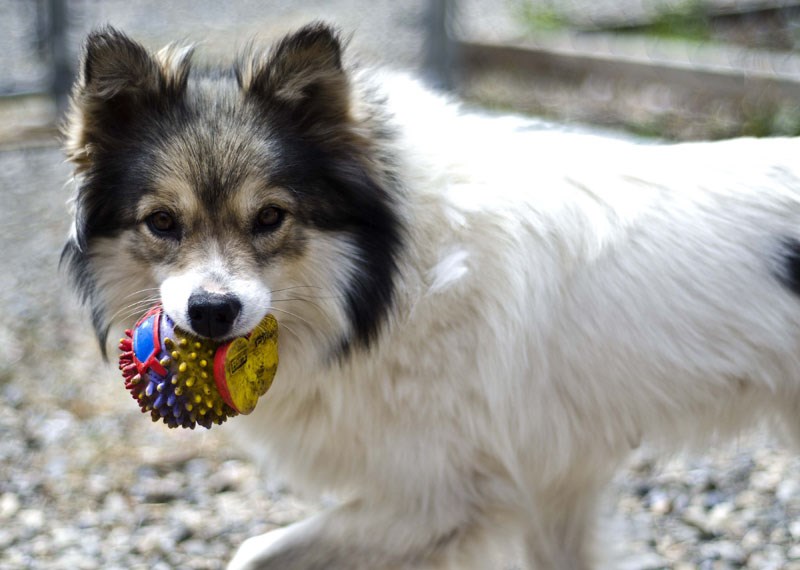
top-left (227, 499), bottom-right (494, 570)
top-left (226, 502), bottom-right (418, 570)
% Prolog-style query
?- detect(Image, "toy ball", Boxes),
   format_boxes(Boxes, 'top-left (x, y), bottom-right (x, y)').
top-left (118, 306), bottom-right (278, 429)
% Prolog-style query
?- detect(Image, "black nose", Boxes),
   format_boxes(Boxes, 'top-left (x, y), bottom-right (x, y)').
top-left (187, 292), bottom-right (242, 339)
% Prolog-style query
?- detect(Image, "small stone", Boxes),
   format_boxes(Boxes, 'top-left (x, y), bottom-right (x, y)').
top-left (135, 528), bottom-right (166, 555)
top-left (706, 502), bottom-right (734, 533)
top-left (741, 529), bottom-right (765, 550)
top-left (748, 545), bottom-right (788, 570)
top-left (53, 550), bottom-right (101, 570)
top-left (648, 491), bottom-right (671, 515)
top-left (660, 540), bottom-right (689, 562)
top-left (137, 474), bottom-right (185, 503)
top-left (102, 492), bottom-right (129, 518)
top-left (777, 478), bottom-right (799, 503)
top-left (3, 550), bottom-right (28, 568)
top-left (0, 528), bottom-right (16, 550)
top-left (30, 535), bottom-right (49, 556)
top-left (750, 469), bottom-right (781, 492)
top-left (0, 492), bottom-right (20, 518)
top-left (734, 489), bottom-right (760, 509)
top-left (51, 525), bottom-right (80, 549)
top-left (700, 540), bottom-right (746, 564)
top-left (682, 505), bottom-right (714, 535)
top-left (18, 509), bottom-right (44, 530)
top-left (174, 507), bottom-right (205, 534)
top-left (87, 473), bottom-right (111, 496)
top-left (770, 527), bottom-right (789, 545)
top-left (78, 533), bottom-right (101, 558)
top-left (788, 544), bottom-right (800, 560)
top-left (182, 538), bottom-right (208, 556)
top-left (208, 460), bottom-right (251, 492)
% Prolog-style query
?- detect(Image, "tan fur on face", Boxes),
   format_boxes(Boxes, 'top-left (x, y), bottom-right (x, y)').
top-left (135, 176), bottom-right (201, 227)
top-left (230, 179), bottom-right (296, 218)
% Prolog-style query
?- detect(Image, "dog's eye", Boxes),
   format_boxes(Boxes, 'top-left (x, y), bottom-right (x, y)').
top-left (254, 206), bottom-right (285, 233)
top-left (146, 211), bottom-right (180, 238)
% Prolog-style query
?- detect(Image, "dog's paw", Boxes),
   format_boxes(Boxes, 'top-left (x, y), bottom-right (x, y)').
top-left (227, 526), bottom-right (293, 570)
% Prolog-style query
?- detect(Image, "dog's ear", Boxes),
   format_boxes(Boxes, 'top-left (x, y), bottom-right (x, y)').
top-left (64, 27), bottom-right (193, 172)
top-left (238, 23), bottom-right (350, 129)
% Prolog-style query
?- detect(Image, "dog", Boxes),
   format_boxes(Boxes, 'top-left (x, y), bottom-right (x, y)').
top-left (62, 22), bottom-right (800, 569)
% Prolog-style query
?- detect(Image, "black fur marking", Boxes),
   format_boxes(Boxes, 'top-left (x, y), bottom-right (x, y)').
top-left (779, 238), bottom-right (800, 297)
top-left (262, 121), bottom-right (403, 355)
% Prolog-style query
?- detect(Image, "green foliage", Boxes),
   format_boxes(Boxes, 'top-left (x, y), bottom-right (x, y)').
top-left (515, 0), bottom-right (713, 41)
top-left (741, 104), bottom-right (800, 138)
top-left (514, 1), bottom-right (568, 32)
top-left (635, 0), bottom-right (712, 42)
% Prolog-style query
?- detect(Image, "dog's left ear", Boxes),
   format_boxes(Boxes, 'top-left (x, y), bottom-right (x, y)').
top-left (238, 23), bottom-right (350, 129)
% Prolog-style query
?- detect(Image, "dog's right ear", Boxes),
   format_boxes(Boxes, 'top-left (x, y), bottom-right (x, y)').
top-left (64, 27), bottom-right (193, 172)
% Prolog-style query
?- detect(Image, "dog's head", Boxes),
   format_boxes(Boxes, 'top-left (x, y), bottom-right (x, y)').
top-left (62, 24), bottom-right (402, 361)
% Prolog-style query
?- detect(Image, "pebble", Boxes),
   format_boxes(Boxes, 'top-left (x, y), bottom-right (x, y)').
top-left (789, 544), bottom-right (800, 559)
top-left (741, 528), bottom-right (766, 550)
top-left (208, 459), bottom-right (252, 492)
top-left (102, 492), bottom-right (130, 518)
top-left (0, 528), bottom-right (14, 550)
top-left (706, 501), bottom-right (734, 533)
top-left (51, 526), bottom-right (80, 549)
top-left (749, 545), bottom-right (788, 570)
top-left (750, 469), bottom-right (782, 492)
top-left (0, 492), bottom-right (20, 519)
top-left (19, 509), bottom-right (45, 531)
top-left (135, 528), bottom-right (168, 555)
top-left (648, 490), bottom-right (671, 515)
top-left (699, 540), bottom-right (746, 564)
top-left (777, 478), bottom-right (799, 503)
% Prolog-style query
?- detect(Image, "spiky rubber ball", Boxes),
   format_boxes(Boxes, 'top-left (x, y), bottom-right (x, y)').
top-left (118, 306), bottom-right (278, 429)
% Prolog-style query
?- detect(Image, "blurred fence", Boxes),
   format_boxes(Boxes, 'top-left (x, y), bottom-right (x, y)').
top-left (7, 0), bottom-right (800, 142)
top-left (1, 0), bottom-right (72, 108)
top-left (452, 0), bottom-right (800, 138)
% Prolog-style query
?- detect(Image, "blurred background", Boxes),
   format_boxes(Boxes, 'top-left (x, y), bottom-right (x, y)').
top-left (3, 1), bottom-right (800, 569)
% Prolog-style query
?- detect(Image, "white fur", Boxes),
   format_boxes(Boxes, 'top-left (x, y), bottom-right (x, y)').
top-left (204, 76), bottom-right (800, 569)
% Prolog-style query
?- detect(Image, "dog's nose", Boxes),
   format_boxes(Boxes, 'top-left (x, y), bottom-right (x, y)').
top-left (187, 292), bottom-right (242, 339)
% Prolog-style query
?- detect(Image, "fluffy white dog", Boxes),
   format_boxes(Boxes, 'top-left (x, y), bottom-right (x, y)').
top-left (63, 24), bottom-right (800, 570)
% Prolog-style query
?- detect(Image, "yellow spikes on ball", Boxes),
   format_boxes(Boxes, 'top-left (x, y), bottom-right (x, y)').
top-left (118, 306), bottom-right (279, 429)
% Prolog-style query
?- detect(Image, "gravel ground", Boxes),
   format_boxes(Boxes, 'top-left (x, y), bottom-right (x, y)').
top-left (3, 2), bottom-right (800, 569)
